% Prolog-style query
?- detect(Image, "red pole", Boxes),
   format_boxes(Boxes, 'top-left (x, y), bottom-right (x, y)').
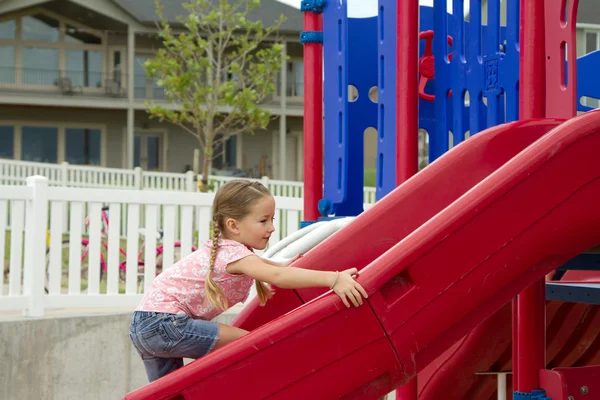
top-left (396, 0), bottom-right (419, 185)
top-left (303, 11), bottom-right (323, 221)
top-left (515, 0), bottom-right (546, 393)
top-left (395, 0), bottom-right (419, 398)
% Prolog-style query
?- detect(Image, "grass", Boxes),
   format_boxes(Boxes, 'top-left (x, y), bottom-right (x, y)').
top-left (364, 168), bottom-right (377, 187)
top-left (3, 230), bottom-right (141, 294)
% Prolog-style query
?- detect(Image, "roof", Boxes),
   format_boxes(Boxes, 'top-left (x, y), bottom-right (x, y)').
top-left (577, 0), bottom-right (600, 25)
top-left (113, 0), bottom-right (304, 33)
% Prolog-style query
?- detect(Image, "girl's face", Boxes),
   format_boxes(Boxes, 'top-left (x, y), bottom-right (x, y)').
top-left (230, 195), bottom-right (276, 250)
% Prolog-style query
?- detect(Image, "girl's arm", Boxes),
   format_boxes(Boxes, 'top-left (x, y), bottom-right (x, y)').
top-left (227, 255), bottom-right (367, 307)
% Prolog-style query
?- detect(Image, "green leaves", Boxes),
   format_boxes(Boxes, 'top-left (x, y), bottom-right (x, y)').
top-left (145, 0), bottom-right (288, 172)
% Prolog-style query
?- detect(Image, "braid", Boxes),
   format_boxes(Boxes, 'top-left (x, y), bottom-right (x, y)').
top-left (205, 216), bottom-right (228, 311)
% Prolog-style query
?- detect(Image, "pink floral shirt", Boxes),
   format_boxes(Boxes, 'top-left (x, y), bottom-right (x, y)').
top-left (136, 239), bottom-right (255, 320)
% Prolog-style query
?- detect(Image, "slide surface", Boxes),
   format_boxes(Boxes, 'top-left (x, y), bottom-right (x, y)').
top-left (123, 110), bottom-right (600, 400)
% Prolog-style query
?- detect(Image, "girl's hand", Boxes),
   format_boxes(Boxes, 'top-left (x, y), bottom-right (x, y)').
top-left (331, 268), bottom-right (368, 308)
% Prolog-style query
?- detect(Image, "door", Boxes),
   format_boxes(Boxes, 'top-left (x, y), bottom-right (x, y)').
top-left (134, 132), bottom-right (162, 171)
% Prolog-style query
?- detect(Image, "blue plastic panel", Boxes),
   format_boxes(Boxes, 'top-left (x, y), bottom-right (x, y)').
top-left (323, 2), bottom-right (378, 216)
top-left (430, 0), bottom-right (520, 161)
top-left (337, 16), bottom-right (378, 216)
top-left (377, 4), bottom-right (518, 199)
top-left (577, 50), bottom-right (600, 112)
top-left (376, 0), bottom-right (398, 200)
top-left (323, 0), bottom-right (348, 210)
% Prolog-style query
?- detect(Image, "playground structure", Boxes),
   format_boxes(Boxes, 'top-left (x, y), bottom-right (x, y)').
top-left (123, 0), bottom-right (600, 399)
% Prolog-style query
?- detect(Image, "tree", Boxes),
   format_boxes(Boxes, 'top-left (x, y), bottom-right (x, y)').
top-left (144, 0), bottom-right (287, 191)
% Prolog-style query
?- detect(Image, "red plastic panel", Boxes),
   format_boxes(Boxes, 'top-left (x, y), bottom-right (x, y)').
top-left (235, 119), bottom-right (563, 332)
top-left (544, 0), bottom-right (579, 119)
top-left (364, 110), bottom-right (600, 382)
top-left (541, 366), bottom-right (600, 400)
top-left (123, 296), bottom-right (398, 399)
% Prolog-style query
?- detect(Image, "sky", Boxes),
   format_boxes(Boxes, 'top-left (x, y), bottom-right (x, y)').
top-left (275, 0), bottom-right (469, 17)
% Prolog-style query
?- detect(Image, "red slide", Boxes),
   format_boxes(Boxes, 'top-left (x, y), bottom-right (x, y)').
top-left (123, 109), bottom-right (600, 399)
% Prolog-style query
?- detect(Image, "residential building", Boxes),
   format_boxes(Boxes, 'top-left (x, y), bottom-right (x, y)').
top-left (0, 0), bottom-right (306, 180)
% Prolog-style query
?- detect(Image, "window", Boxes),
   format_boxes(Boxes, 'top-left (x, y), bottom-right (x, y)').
top-left (66, 50), bottom-right (103, 87)
top-left (65, 25), bottom-right (101, 45)
top-left (0, 19), bottom-right (16, 39)
top-left (21, 126), bottom-right (58, 163)
top-left (0, 125), bottom-right (14, 159)
top-left (277, 61), bottom-right (304, 97)
top-left (289, 61), bottom-right (304, 97)
top-left (22, 47), bottom-right (59, 85)
top-left (135, 55), bottom-right (163, 99)
top-left (65, 128), bottom-right (101, 165)
top-left (21, 14), bottom-right (59, 42)
top-left (0, 46), bottom-right (15, 83)
top-left (585, 32), bottom-right (598, 55)
top-left (0, 12), bottom-right (103, 87)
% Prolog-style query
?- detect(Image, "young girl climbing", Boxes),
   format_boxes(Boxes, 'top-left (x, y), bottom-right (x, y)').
top-left (129, 180), bottom-right (368, 382)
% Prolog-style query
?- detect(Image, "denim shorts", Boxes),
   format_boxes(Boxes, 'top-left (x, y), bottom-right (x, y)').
top-left (129, 311), bottom-right (220, 382)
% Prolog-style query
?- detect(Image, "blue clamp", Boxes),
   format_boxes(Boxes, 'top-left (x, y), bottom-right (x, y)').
top-left (317, 198), bottom-right (335, 217)
top-left (300, 31), bottom-right (324, 44)
top-left (300, 220), bottom-right (317, 229)
top-left (513, 390), bottom-right (551, 400)
top-left (300, 0), bottom-right (326, 13)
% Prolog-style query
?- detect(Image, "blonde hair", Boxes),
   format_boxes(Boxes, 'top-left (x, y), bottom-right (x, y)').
top-left (205, 180), bottom-right (273, 311)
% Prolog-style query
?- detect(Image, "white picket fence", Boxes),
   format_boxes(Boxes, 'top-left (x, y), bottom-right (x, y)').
top-left (0, 159), bottom-right (378, 204)
top-left (0, 176), bottom-right (304, 316)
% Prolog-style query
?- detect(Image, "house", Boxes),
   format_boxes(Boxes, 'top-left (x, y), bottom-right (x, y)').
top-left (0, 0), bottom-right (306, 180)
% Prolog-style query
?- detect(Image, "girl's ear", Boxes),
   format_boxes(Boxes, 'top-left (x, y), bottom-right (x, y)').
top-left (225, 218), bottom-right (239, 235)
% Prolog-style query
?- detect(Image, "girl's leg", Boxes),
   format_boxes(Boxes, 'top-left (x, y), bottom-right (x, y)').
top-left (212, 323), bottom-right (249, 351)
top-left (142, 356), bottom-right (184, 382)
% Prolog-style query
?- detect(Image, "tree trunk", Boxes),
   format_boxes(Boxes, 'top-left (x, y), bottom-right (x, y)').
top-left (200, 140), bottom-right (212, 193)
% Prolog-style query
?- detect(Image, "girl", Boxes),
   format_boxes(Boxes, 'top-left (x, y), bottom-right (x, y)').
top-left (129, 180), bottom-right (368, 382)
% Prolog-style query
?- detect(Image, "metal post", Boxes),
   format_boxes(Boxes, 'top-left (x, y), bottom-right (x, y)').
top-left (515, 0), bottom-right (546, 393)
top-left (302, 5), bottom-right (323, 221)
top-left (396, 0), bottom-right (419, 185)
top-left (395, 0), bottom-right (419, 398)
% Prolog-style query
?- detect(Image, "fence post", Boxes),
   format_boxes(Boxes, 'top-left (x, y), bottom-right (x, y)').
top-left (134, 167), bottom-right (143, 190)
top-left (22, 175), bottom-right (49, 317)
top-left (185, 170), bottom-right (195, 192)
top-left (261, 176), bottom-right (270, 191)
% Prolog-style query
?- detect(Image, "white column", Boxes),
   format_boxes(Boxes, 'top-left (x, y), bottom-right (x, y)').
top-left (278, 41), bottom-right (287, 180)
top-left (126, 26), bottom-right (136, 169)
top-left (271, 131), bottom-right (278, 179)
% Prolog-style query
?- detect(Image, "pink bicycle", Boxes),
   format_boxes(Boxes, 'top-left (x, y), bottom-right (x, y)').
top-left (45, 205), bottom-right (197, 292)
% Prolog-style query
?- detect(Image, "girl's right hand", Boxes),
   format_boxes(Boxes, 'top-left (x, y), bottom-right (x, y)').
top-left (331, 268), bottom-right (369, 308)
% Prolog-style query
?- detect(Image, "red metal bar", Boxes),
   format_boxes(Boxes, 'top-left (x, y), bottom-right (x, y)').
top-left (396, 0), bottom-right (419, 185)
top-left (516, 280), bottom-right (546, 392)
top-left (516, 0), bottom-right (547, 392)
top-left (396, 378), bottom-right (418, 399)
top-left (395, 0), bottom-right (419, 398)
top-left (512, 298), bottom-right (519, 390)
top-left (303, 12), bottom-right (323, 221)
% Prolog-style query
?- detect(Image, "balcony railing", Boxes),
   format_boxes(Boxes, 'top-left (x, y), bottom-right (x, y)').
top-left (0, 66), bottom-right (128, 98)
top-left (0, 66), bottom-right (304, 104)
